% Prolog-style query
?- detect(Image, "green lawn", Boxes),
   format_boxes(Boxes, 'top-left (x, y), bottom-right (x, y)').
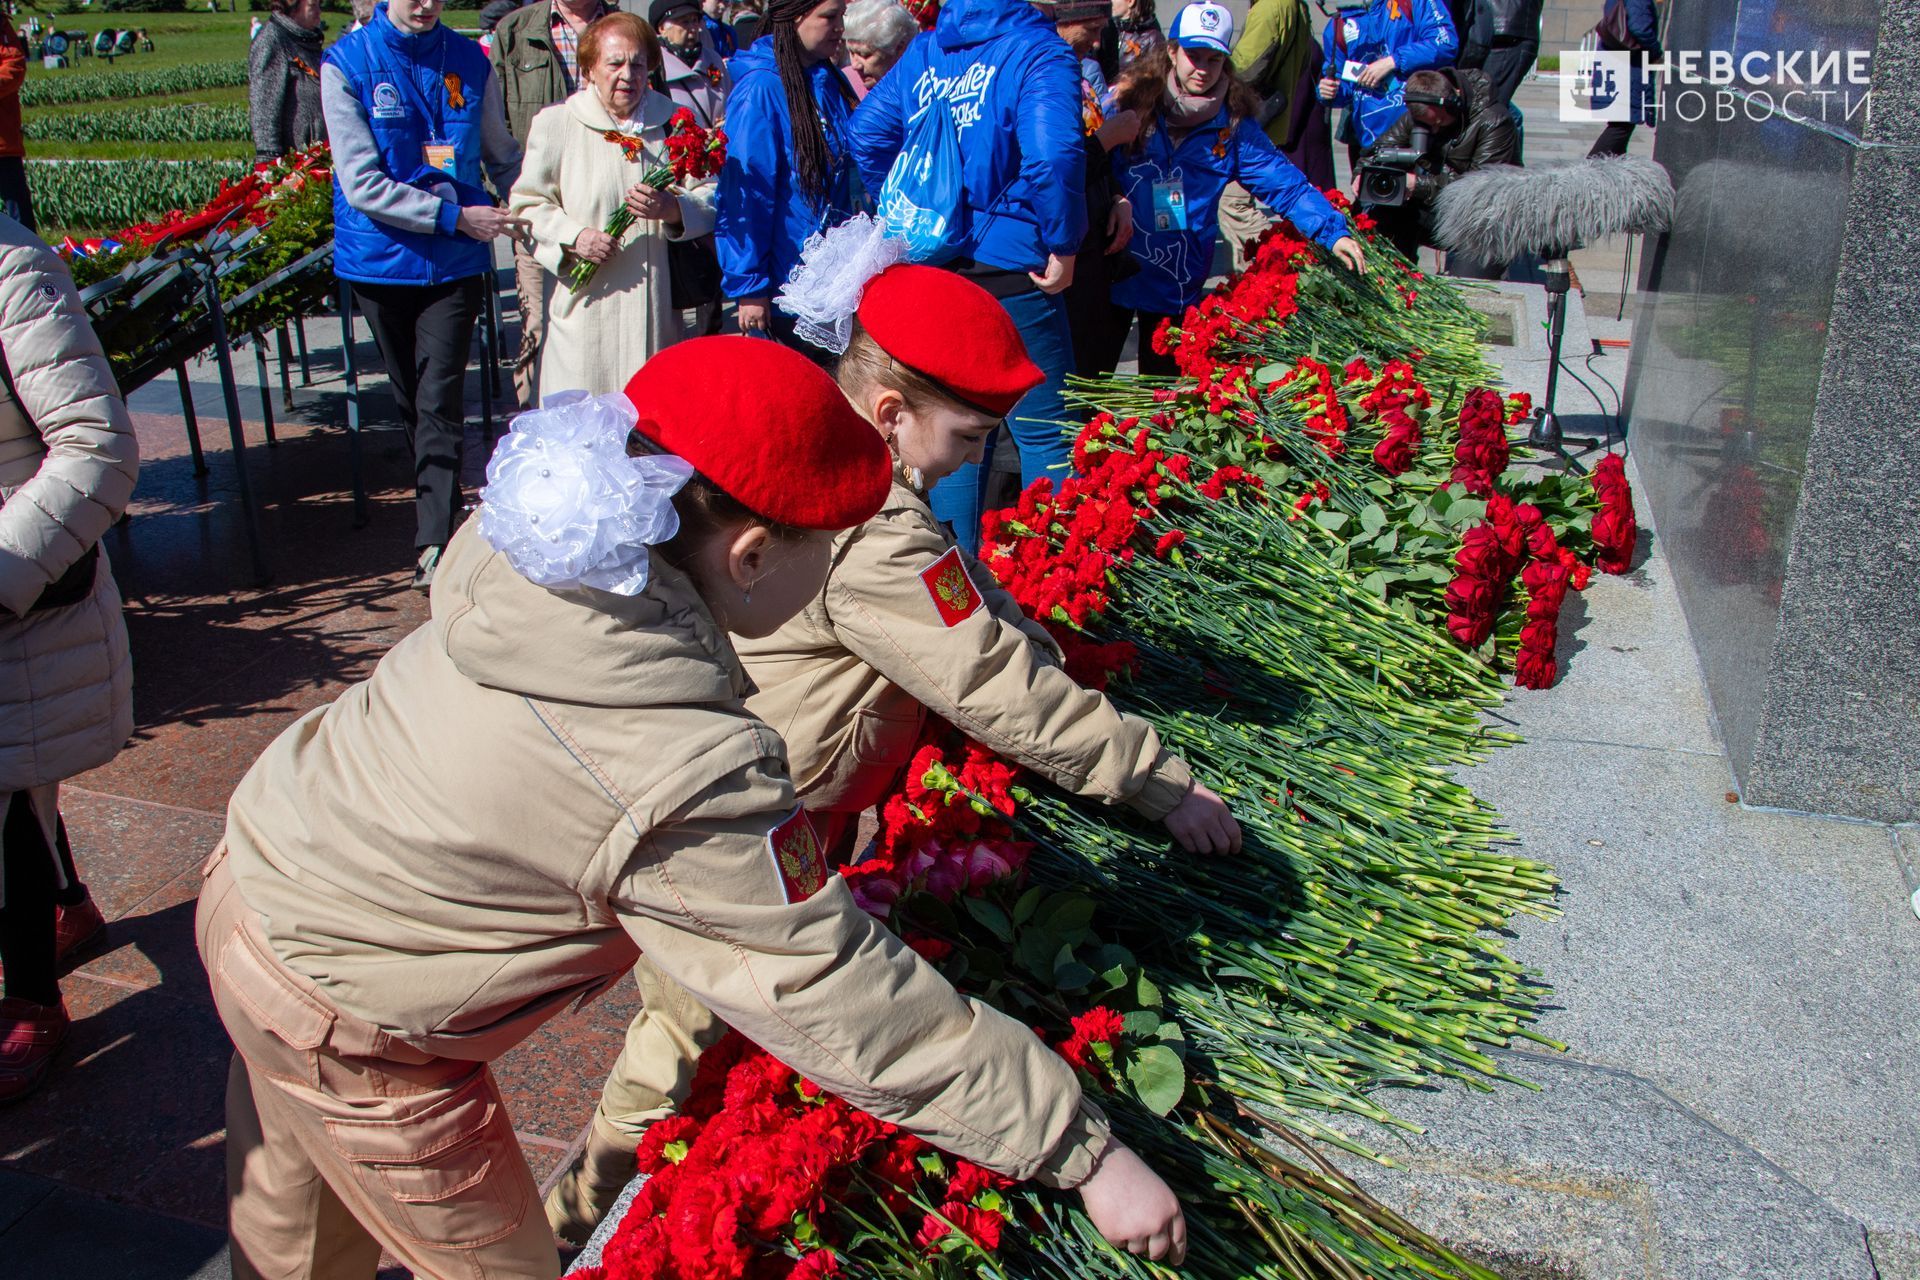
top-left (18, 9), bottom-right (255, 76)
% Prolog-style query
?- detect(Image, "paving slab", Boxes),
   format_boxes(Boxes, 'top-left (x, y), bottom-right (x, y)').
top-left (1336, 1052), bottom-right (1876, 1280)
top-left (1465, 735), bottom-right (1920, 1241)
top-left (0, 1176), bottom-right (229, 1279)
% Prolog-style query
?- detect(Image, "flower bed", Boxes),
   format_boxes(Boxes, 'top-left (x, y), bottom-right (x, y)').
top-left (60, 145), bottom-right (334, 390)
top-left (25, 103), bottom-right (251, 144)
top-left (29, 159), bottom-right (251, 235)
top-left (18, 59), bottom-right (249, 108)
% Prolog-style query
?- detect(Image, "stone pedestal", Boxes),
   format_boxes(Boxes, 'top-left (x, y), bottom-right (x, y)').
top-left (1623, 0), bottom-right (1920, 820)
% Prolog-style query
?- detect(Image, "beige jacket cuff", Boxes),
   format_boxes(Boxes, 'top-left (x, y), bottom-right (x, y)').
top-left (1029, 1098), bottom-right (1114, 1189)
top-left (1127, 749), bottom-right (1194, 821)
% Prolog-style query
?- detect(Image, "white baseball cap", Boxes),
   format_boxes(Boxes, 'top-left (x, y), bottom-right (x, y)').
top-left (1169, 1), bottom-right (1234, 54)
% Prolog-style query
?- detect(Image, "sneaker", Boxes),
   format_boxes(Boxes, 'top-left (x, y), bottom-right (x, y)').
top-left (412, 545), bottom-right (444, 593)
top-left (0, 996), bottom-right (71, 1103)
top-left (0, 893), bottom-right (106, 984)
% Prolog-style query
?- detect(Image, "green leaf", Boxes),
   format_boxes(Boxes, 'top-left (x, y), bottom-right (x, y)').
top-left (1041, 896), bottom-right (1097, 936)
top-left (1054, 958), bottom-right (1097, 990)
top-left (1359, 504), bottom-right (1387, 534)
top-left (1011, 885), bottom-right (1046, 926)
top-left (1125, 1044), bottom-right (1188, 1115)
top-left (1121, 1010), bottom-right (1163, 1037)
top-left (1133, 971), bottom-right (1163, 1009)
top-left (964, 897), bottom-right (1014, 942)
top-left (1315, 509), bottom-right (1351, 533)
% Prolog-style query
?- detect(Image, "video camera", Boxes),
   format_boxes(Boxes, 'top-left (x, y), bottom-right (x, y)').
top-left (1357, 130), bottom-right (1428, 207)
top-left (1354, 81), bottom-right (1462, 208)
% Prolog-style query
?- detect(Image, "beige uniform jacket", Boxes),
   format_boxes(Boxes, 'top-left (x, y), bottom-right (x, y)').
top-left (739, 480), bottom-right (1193, 819)
top-left (220, 522), bottom-right (1108, 1187)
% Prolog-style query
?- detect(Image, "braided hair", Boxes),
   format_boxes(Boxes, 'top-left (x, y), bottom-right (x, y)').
top-left (765, 0), bottom-right (857, 204)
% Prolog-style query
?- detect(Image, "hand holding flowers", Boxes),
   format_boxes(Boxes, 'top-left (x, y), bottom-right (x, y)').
top-left (568, 109), bottom-right (727, 293)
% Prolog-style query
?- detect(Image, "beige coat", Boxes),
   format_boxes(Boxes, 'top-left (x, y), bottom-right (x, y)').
top-left (738, 480), bottom-right (1192, 820)
top-left (220, 520), bottom-right (1109, 1186)
top-left (0, 216), bottom-right (136, 794)
top-left (508, 89), bottom-right (718, 402)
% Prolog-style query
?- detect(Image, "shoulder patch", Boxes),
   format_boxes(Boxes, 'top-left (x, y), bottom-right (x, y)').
top-left (918, 546), bottom-right (982, 628)
top-left (767, 807), bottom-right (828, 903)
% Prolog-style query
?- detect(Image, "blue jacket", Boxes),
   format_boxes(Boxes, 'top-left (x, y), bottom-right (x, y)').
top-left (1320, 0), bottom-right (1458, 149)
top-left (848, 0), bottom-right (1085, 274)
top-left (325, 8), bottom-right (498, 285)
top-left (1112, 110), bottom-right (1349, 315)
top-left (715, 41), bottom-right (858, 299)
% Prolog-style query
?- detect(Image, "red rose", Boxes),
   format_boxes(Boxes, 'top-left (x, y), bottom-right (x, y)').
top-left (1444, 574), bottom-right (1500, 619)
top-left (1454, 525), bottom-right (1508, 580)
top-left (1514, 646), bottom-right (1557, 689)
top-left (1519, 619), bottom-right (1556, 654)
top-left (1447, 610), bottom-right (1494, 648)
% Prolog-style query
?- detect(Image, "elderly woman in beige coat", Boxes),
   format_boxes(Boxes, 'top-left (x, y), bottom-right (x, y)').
top-left (0, 214), bottom-right (138, 1102)
top-left (508, 13), bottom-right (718, 402)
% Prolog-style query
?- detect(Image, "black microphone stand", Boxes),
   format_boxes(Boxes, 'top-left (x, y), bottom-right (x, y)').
top-left (1528, 246), bottom-right (1602, 474)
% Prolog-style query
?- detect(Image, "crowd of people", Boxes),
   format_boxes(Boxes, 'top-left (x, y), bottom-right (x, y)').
top-left (0, 0), bottom-right (1664, 1273)
top-left (218, 0), bottom-right (1663, 583)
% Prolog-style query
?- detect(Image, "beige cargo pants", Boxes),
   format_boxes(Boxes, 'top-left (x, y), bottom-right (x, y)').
top-left (198, 852), bottom-right (561, 1280)
top-left (1216, 181), bottom-right (1274, 274)
top-left (512, 243), bottom-right (548, 410)
top-left (544, 955), bottom-right (727, 1245)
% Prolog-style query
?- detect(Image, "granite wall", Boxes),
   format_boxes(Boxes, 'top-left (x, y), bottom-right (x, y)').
top-left (1622, 0), bottom-right (1920, 819)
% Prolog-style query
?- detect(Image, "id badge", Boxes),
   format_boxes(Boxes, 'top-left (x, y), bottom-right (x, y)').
top-left (1341, 58), bottom-right (1367, 83)
top-left (1151, 177), bottom-right (1188, 233)
top-left (423, 142), bottom-right (457, 175)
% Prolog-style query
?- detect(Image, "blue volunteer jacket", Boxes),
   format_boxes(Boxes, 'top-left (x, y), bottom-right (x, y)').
top-left (849, 0), bottom-right (1086, 274)
top-left (326, 8), bottom-right (495, 285)
top-left (714, 42), bottom-right (857, 299)
top-left (1320, 0), bottom-right (1458, 149)
top-left (1112, 110), bottom-right (1349, 316)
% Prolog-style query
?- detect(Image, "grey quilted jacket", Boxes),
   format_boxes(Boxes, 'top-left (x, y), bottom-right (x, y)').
top-left (0, 216), bottom-right (136, 792)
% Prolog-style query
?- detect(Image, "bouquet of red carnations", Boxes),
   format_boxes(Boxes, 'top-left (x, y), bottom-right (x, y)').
top-left (569, 108), bottom-right (728, 293)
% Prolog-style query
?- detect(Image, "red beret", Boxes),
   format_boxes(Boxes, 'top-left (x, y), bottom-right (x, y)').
top-left (856, 265), bottom-right (1044, 418)
top-left (623, 337), bottom-right (890, 531)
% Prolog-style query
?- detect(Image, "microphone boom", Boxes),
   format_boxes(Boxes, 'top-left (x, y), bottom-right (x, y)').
top-left (1431, 156), bottom-right (1675, 265)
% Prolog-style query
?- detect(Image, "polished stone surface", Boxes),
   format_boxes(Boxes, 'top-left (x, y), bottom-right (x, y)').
top-left (1322, 458), bottom-right (1918, 1278)
top-left (1622, 0), bottom-right (1920, 819)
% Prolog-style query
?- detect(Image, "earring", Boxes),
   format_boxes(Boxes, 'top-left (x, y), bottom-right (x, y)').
top-left (743, 582), bottom-right (753, 605)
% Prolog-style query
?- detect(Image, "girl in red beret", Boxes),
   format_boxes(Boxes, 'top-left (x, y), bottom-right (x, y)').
top-left (199, 337), bottom-right (1182, 1277)
top-left (545, 220), bottom-right (1228, 1259)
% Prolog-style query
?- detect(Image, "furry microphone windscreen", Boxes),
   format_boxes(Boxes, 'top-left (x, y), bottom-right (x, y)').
top-left (1432, 156), bottom-right (1676, 263)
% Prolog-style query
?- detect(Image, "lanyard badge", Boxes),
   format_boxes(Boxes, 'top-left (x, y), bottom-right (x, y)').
top-left (1151, 175), bottom-right (1188, 232)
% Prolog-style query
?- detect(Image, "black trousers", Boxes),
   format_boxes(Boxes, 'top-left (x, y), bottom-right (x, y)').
top-left (1588, 122), bottom-right (1636, 157)
top-left (1107, 307), bottom-right (1180, 379)
top-left (0, 793), bottom-right (83, 1007)
top-left (352, 277), bottom-right (483, 550)
top-left (0, 156), bottom-right (36, 233)
top-left (1480, 40), bottom-right (1538, 108)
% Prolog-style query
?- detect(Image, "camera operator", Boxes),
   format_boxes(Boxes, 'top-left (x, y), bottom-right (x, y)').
top-left (1355, 66), bottom-right (1513, 279)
